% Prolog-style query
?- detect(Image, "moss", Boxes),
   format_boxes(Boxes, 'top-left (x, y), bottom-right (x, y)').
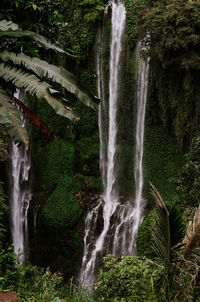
top-left (41, 175), bottom-right (82, 229)
top-left (143, 126), bottom-right (185, 204)
top-left (31, 138), bottom-right (75, 190)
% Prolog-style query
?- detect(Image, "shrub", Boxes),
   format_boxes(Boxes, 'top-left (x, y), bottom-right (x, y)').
top-left (94, 255), bottom-right (164, 302)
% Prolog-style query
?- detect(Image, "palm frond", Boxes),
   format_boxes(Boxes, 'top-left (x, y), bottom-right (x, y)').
top-left (150, 183), bottom-right (185, 263)
top-left (0, 20), bottom-right (75, 56)
top-left (150, 182), bottom-right (170, 262)
top-left (0, 51), bottom-right (99, 111)
top-left (0, 63), bottom-right (80, 122)
top-left (0, 87), bottom-right (28, 144)
top-left (169, 204), bottom-right (185, 249)
top-left (183, 205), bottom-right (200, 259)
top-left (28, 32), bottom-right (76, 57)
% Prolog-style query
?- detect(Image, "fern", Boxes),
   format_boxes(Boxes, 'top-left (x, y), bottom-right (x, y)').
top-left (0, 51), bottom-right (99, 111)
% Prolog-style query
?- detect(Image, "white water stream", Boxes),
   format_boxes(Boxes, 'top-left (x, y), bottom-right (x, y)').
top-left (79, 0), bottom-right (149, 288)
top-left (9, 90), bottom-right (32, 263)
top-left (112, 43), bottom-right (149, 255)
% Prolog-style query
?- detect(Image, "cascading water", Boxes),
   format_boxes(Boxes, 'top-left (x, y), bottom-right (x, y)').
top-left (112, 42), bottom-right (149, 255)
top-left (79, 0), bottom-right (126, 287)
top-left (9, 90), bottom-right (32, 263)
top-left (79, 0), bottom-right (149, 288)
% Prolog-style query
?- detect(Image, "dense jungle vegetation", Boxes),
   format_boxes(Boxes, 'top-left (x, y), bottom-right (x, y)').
top-left (0, 0), bottom-right (200, 301)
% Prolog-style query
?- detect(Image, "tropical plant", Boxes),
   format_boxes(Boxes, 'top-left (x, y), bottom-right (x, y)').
top-left (150, 182), bottom-right (184, 263)
top-left (0, 20), bottom-right (99, 144)
top-left (150, 182), bottom-right (200, 301)
top-left (94, 254), bottom-right (164, 302)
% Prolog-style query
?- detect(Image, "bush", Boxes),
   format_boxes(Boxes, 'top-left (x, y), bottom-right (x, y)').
top-left (0, 246), bottom-right (64, 301)
top-left (94, 255), bottom-right (164, 302)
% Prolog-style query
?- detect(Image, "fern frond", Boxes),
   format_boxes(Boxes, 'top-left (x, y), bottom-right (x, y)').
top-left (0, 51), bottom-right (99, 111)
top-left (150, 182), bottom-right (170, 262)
top-left (0, 63), bottom-right (79, 122)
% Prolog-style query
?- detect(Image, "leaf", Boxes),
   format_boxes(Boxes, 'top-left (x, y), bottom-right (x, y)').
top-left (150, 183), bottom-right (184, 263)
top-left (0, 20), bottom-right (19, 31)
top-left (0, 87), bottom-right (28, 144)
top-left (168, 204), bottom-right (184, 249)
top-left (0, 63), bottom-right (80, 122)
top-left (0, 51), bottom-right (99, 111)
top-left (0, 20), bottom-right (76, 57)
top-left (150, 182), bottom-right (170, 262)
top-left (32, 4), bottom-right (37, 10)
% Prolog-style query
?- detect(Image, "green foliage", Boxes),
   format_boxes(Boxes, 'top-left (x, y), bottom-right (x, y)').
top-left (44, 139), bottom-right (75, 187)
top-left (0, 0), bottom-right (98, 57)
top-left (176, 135), bottom-right (200, 208)
top-left (124, 0), bottom-right (137, 48)
top-left (0, 125), bottom-right (9, 161)
top-left (0, 17), bottom-right (99, 143)
top-left (28, 96), bottom-right (73, 140)
top-left (143, 126), bottom-right (184, 203)
top-left (63, 0), bottom-right (100, 56)
top-left (32, 138), bottom-right (75, 188)
top-left (94, 255), bottom-right (164, 302)
top-left (79, 0), bottom-right (105, 22)
top-left (147, 58), bottom-right (200, 147)
top-left (129, 0), bottom-right (200, 69)
top-left (126, 1), bottom-right (200, 146)
top-left (76, 135), bottom-right (99, 173)
top-left (0, 246), bottom-right (65, 301)
top-left (0, 182), bottom-right (7, 249)
top-left (150, 183), bottom-right (184, 263)
top-left (41, 175), bottom-right (82, 229)
top-left (31, 138), bottom-right (83, 229)
top-left (149, 185), bottom-right (200, 302)
top-left (0, 50), bottom-right (99, 111)
top-left (137, 209), bottom-right (156, 258)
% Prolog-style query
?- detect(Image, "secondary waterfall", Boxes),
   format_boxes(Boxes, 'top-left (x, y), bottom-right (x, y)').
top-left (9, 90), bottom-right (32, 263)
top-left (79, 0), bottom-right (149, 288)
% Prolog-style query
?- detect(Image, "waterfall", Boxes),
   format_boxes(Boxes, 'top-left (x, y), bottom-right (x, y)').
top-left (79, 0), bottom-right (149, 288)
top-left (79, 0), bottom-right (126, 287)
top-left (112, 42), bottom-right (149, 255)
top-left (9, 90), bottom-right (32, 263)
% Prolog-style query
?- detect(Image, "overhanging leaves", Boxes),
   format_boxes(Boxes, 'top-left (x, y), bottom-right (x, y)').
top-left (0, 51), bottom-right (99, 111)
top-left (150, 182), bottom-right (170, 262)
top-left (0, 63), bottom-right (80, 122)
top-left (0, 87), bottom-right (28, 144)
top-left (150, 183), bottom-right (184, 263)
top-left (0, 20), bottom-right (76, 56)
